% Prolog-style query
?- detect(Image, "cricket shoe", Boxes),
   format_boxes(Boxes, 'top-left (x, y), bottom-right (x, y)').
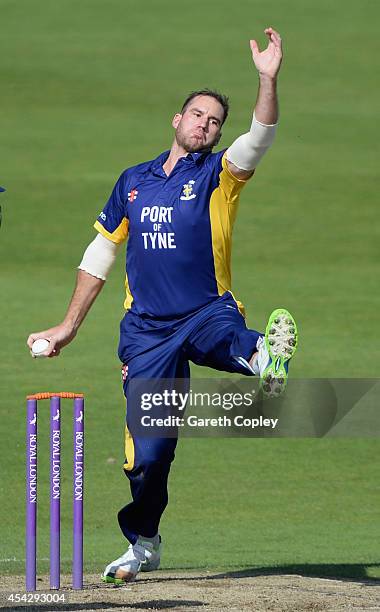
top-left (102, 535), bottom-right (161, 585)
top-left (254, 308), bottom-right (298, 397)
top-left (140, 535), bottom-right (162, 572)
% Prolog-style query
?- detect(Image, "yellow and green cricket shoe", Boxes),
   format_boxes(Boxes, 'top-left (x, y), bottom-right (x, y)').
top-left (101, 535), bottom-right (161, 585)
top-left (101, 574), bottom-right (126, 585)
top-left (257, 308), bottom-right (298, 397)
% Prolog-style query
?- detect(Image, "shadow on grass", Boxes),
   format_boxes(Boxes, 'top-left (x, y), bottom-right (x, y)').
top-left (139, 563), bottom-right (380, 585)
top-left (215, 563), bottom-right (380, 583)
top-left (1, 565), bottom-right (378, 611)
top-left (0, 566), bottom-right (378, 611)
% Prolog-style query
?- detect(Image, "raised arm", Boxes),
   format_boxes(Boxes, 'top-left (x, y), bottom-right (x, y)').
top-left (226, 27), bottom-right (283, 180)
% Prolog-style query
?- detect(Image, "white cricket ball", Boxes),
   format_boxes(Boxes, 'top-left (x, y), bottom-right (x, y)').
top-left (31, 338), bottom-right (50, 357)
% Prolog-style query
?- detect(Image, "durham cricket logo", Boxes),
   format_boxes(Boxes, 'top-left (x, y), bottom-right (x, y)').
top-left (180, 180), bottom-right (196, 201)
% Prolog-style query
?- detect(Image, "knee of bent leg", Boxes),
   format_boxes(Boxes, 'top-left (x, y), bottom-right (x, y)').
top-left (142, 453), bottom-right (175, 474)
top-left (141, 439), bottom-right (176, 472)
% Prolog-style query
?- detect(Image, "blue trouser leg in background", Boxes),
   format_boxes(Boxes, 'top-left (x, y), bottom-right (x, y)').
top-left (118, 432), bottom-right (178, 544)
top-left (117, 292), bottom-right (262, 544)
top-left (118, 319), bottom-right (190, 544)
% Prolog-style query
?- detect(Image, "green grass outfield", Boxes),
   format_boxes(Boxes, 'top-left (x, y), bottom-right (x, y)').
top-left (1, 0), bottom-right (379, 581)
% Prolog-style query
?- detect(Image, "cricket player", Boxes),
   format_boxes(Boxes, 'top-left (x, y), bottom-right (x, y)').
top-left (27, 28), bottom-right (298, 583)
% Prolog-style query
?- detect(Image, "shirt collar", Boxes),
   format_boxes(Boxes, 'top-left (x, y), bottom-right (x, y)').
top-left (150, 149), bottom-right (210, 176)
top-left (187, 151), bottom-right (209, 163)
top-left (151, 150), bottom-right (170, 177)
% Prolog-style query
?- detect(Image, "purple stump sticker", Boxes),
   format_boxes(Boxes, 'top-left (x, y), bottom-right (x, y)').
top-left (73, 397), bottom-right (84, 589)
top-left (26, 399), bottom-right (38, 592)
top-left (50, 396), bottom-right (61, 589)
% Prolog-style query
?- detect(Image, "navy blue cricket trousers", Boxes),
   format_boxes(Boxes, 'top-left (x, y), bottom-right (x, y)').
top-left (117, 292), bottom-right (261, 544)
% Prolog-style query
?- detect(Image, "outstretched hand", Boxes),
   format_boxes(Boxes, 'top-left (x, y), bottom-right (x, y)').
top-left (27, 323), bottom-right (77, 358)
top-left (250, 27), bottom-right (283, 79)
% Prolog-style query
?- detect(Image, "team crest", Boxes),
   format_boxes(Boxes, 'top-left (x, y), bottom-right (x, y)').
top-left (180, 180), bottom-right (196, 201)
top-left (128, 189), bottom-right (138, 202)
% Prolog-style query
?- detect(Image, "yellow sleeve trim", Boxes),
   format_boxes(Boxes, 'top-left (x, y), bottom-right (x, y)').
top-left (218, 153), bottom-right (251, 205)
top-left (94, 218), bottom-right (129, 244)
top-left (208, 153), bottom-right (248, 316)
top-left (124, 270), bottom-right (134, 311)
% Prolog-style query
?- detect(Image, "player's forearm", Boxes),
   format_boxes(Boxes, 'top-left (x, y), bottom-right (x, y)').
top-left (226, 74), bottom-right (278, 173)
top-left (62, 270), bottom-right (105, 333)
top-left (254, 75), bottom-right (278, 125)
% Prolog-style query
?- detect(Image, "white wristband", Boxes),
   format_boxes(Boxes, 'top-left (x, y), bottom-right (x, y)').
top-left (226, 112), bottom-right (277, 171)
top-left (78, 233), bottom-right (119, 280)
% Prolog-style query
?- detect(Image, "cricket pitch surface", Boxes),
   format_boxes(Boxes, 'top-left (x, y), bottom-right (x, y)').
top-left (0, 571), bottom-right (379, 611)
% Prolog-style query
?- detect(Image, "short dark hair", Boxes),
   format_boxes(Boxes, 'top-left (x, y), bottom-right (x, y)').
top-left (180, 89), bottom-right (229, 125)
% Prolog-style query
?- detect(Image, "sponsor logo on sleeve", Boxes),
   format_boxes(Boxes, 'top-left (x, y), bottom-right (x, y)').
top-left (128, 189), bottom-right (139, 202)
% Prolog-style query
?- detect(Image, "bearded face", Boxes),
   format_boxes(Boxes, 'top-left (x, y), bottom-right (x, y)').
top-left (172, 95), bottom-right (224, 153)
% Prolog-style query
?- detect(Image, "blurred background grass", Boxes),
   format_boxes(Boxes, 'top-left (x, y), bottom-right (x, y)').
top-left (0, 0), bottom-right (379, 580)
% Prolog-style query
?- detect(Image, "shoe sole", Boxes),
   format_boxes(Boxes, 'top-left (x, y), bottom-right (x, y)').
top-left (101, 575), bottom-right (126, 586)
top-left (102, 568), bottom-right (139, 585)
top-left (261, 308), bottom-right (298, 397)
